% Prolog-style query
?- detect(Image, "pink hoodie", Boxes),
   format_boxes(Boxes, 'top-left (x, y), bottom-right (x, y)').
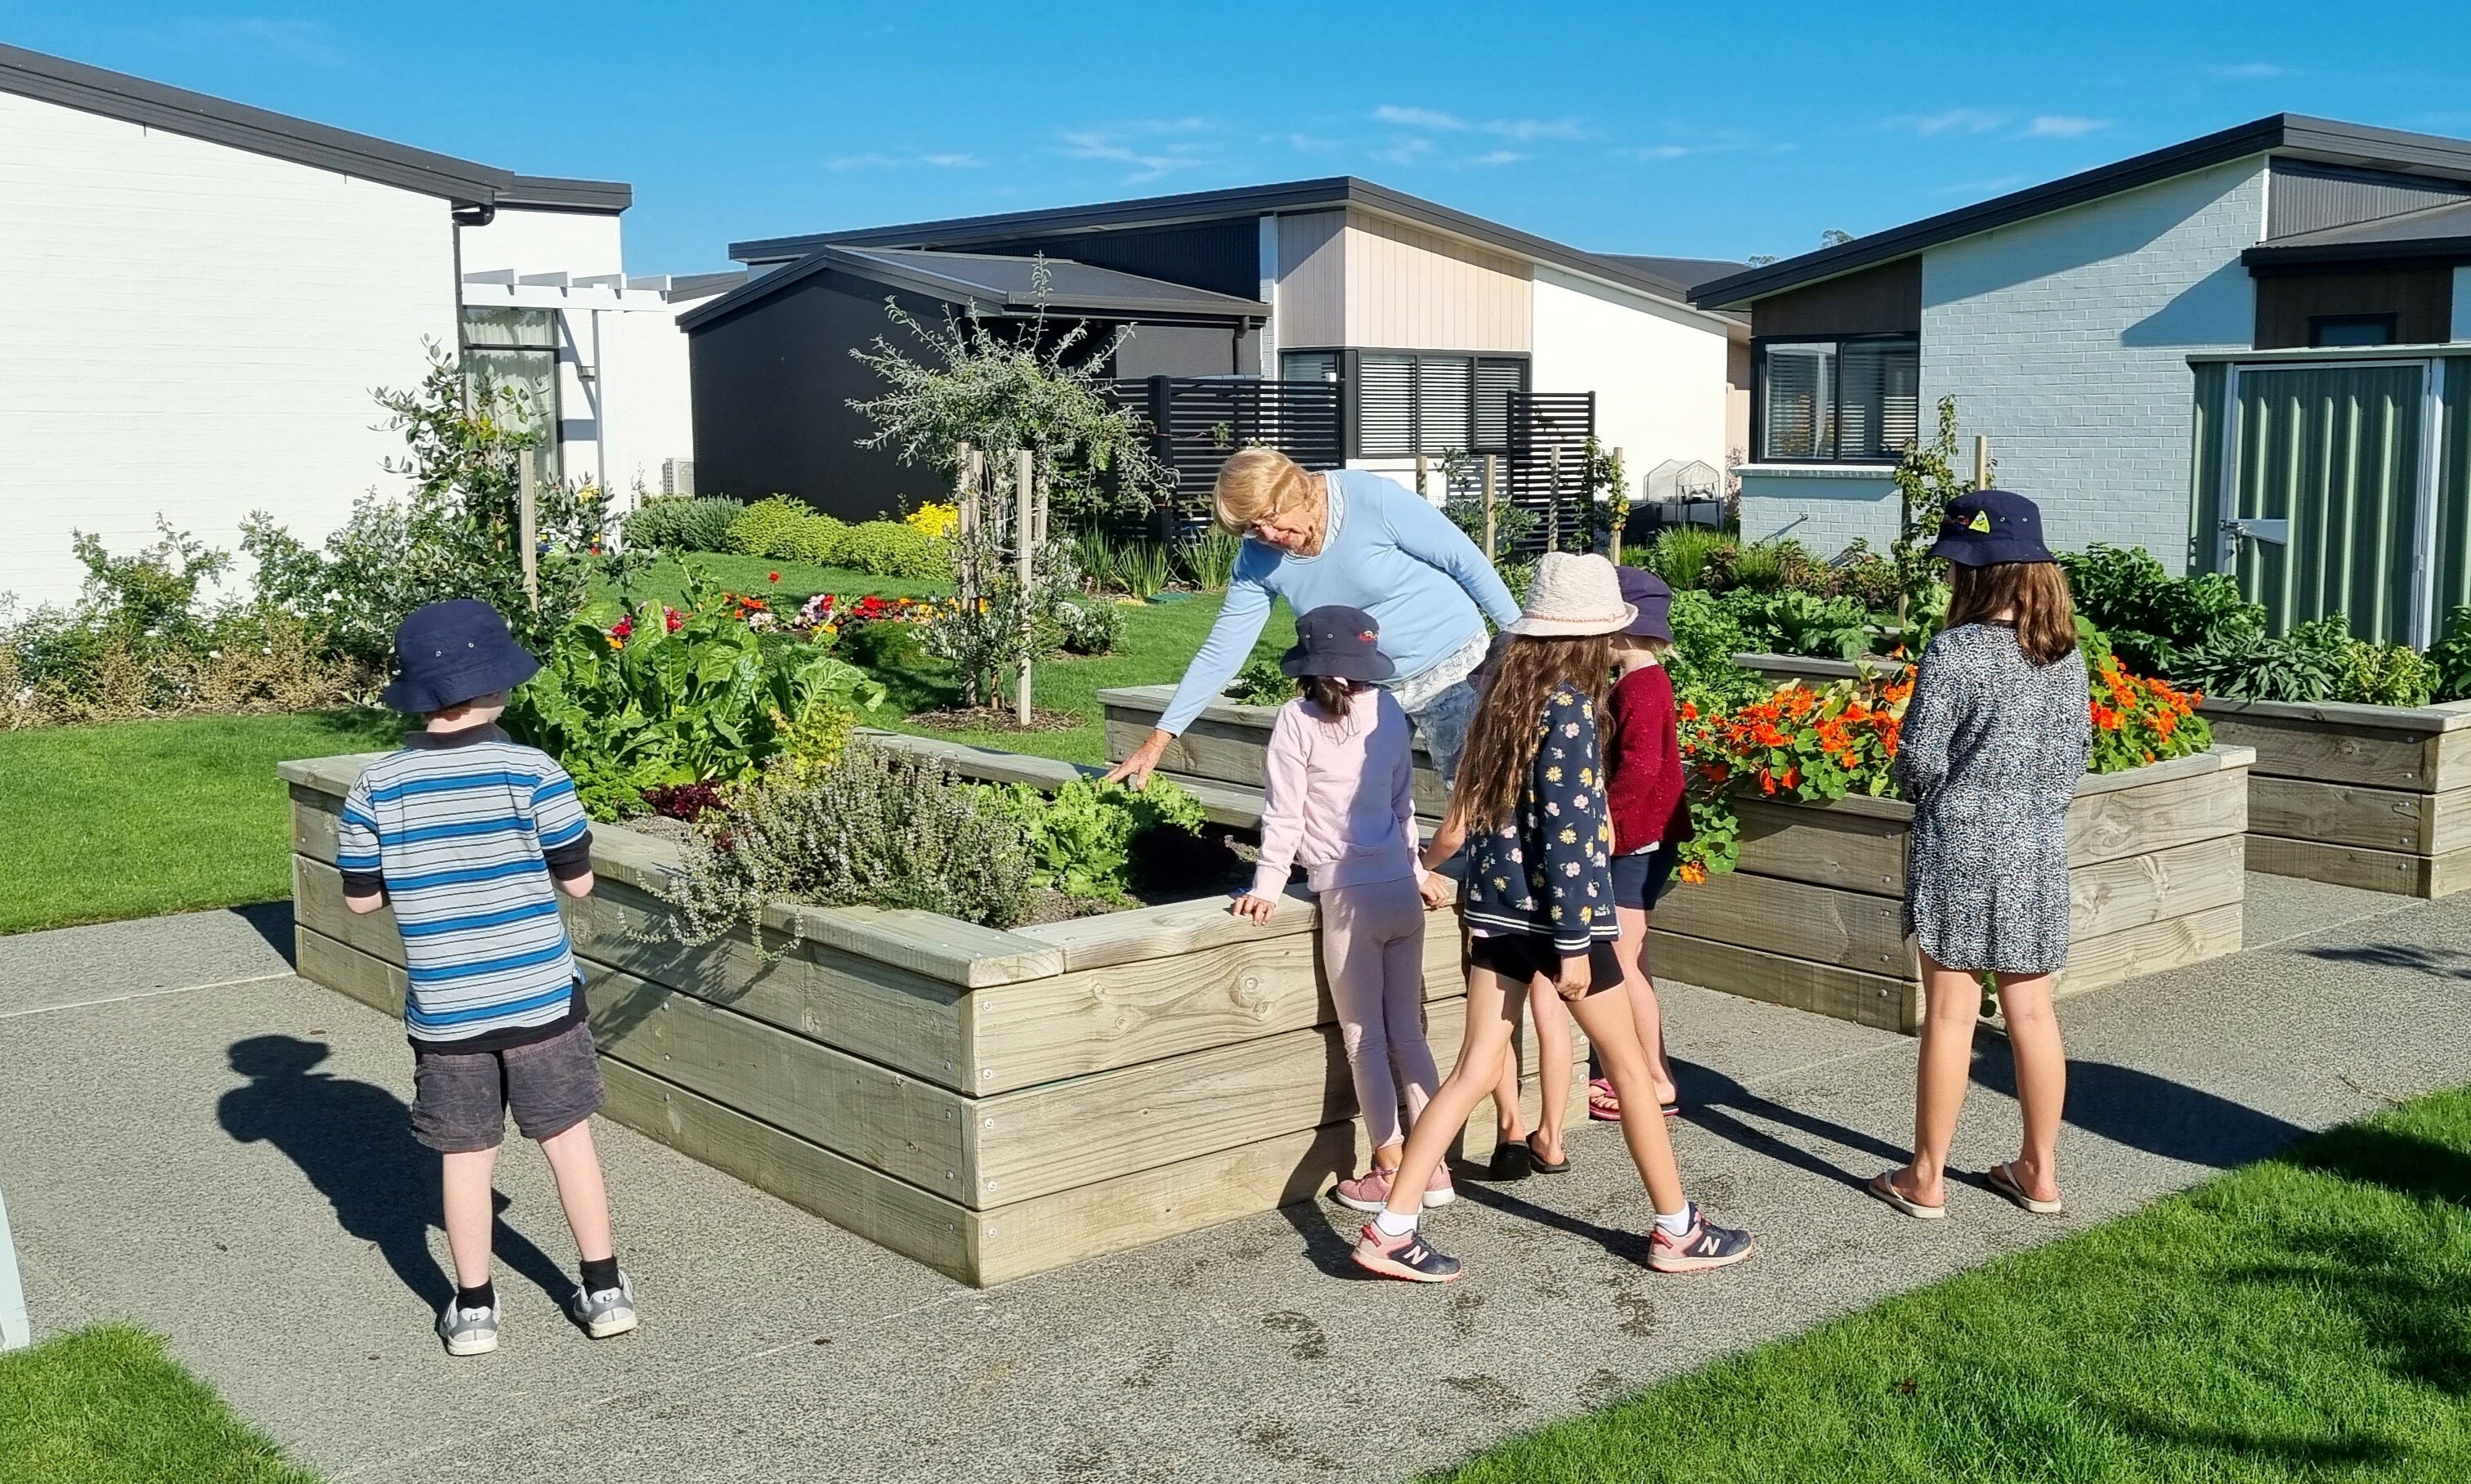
top-left (1250, 686), bottom-right (1426, 897)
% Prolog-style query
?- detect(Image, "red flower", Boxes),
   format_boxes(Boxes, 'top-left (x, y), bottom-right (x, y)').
top-left (768, 571), bottom-right (781, 583)
top-left (663, 606), bottom-right (683, 632)
top-left (1678, 700), bottom-right (1699, 721)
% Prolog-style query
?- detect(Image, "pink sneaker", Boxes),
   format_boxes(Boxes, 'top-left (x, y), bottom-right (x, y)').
top-left (1646, 1204), bottom-right (1755, 1274)
top-left (1335, 1164), bottom-right (1454, 1213)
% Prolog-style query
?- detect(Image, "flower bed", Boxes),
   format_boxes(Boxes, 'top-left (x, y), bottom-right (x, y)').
top-left (1738, 652), bottom-right (2471, 900)
top-left (281, 734), bottom-right (1575, 1286)
top-left (1103, 676), bottom-right (2250, 1031)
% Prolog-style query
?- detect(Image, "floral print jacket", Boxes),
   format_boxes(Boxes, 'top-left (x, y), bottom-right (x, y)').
top-left (1460, 686), bottom-right (1620, 954)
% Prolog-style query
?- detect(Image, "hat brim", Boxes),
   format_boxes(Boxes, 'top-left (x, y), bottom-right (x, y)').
top-left (1278, 642), bottom-right (1396, 682)
top-left (1924, 535), bottom-right (2055, 567)
top-left (1507, 602), bottom-right (1637, 638)
top-left (379, 647), bottom-right (541, 713)
top-left (1621, 597), bottom-right (1673, 642)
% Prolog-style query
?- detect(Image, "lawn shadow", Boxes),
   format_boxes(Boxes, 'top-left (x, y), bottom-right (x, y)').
top-left (226, 900), bottom-right (296, 968)
top-left (216, 1035), bottom-right (575, 1312)
top-left (1969, 1045), bottom-right (2310, 1171)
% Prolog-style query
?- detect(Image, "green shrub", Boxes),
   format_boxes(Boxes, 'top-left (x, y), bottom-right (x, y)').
top-left (2057, 543), bottom-right (2263, 677)
top-left (1663, 590), bottom-right (1770, 713)
top-left (1054, 595), bottom-right (1124, 655)
top-left (1640, 527), bottom-right (1730, 592)
top-left (1178, 530), bottom-right (1242, 591)
top-left (2339, 639), bottom-right (2437, 708)
top-left (1708, 538), bottom-right (1820, 594)
top-left (2177, 617), bottom-right (2352, 704)
top-left (2431, 606), bottom-right (2471, 701)
top-left (728, 497), bottom-right (845, 564)
top-left (980, 776), bottom-right (1208, 903)
top-left (661, 743), bottom-right (1038, 938)
top-left (1721, 588), bottom-right (1872, 662)
top-left (623, 496), bottom-right (743, 553)
top-left (836, 521), bottom-right (948, 579)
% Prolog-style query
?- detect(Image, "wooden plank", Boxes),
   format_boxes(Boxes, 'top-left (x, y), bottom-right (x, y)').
top-left (2053, 902), bottom-right (2243, 999)
top-left (584, 964), bottom-right (975, 1205)
top-left (2199, 694), bottom-right (2471, 734)
top-left (1101, 691), bottom-right (1449, 814)
top-left (275, 753), bottom-right (390, 795)
top-left (1730, 798), bottom-right (1906, 896)
top-left (968, 905), bottom-right (1466, 1093)
top-left (1016, 885), bottom-right (1323, 968)
top-left (1648, 928), bottom-right (1918, 1033)
top-left (2434, 730), bottom-right (2471, 796)
top-left (293, 856), bottom-right (408, 968)
top-left (2069, 744), bottom-right (2251, 800)
top-left (569, 878), bottom-right (969, 1093)
top-left (2245, 834), bottom-right (2436, 896)
top-left (2066, 763), bottom-right (2247, 868)
top-left (596, 1057), bottom-right (978, 1285)
top-left (2249, 776), bottom-right (2437, 855)
top-left (2204, 711), bottom-right (2433, 789)
top-left (295, 923), bottom-right (405, 1017)
top-left (2066, 834), bottom-right (2246, 939)
top-left (1651, 866), bottom-right (1912, 977)
top-left (291, 789), bottom-right (342, 865)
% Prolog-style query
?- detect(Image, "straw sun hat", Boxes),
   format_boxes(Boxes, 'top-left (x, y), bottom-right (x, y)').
top-left (1506, 552), bottom-right (1636, 637)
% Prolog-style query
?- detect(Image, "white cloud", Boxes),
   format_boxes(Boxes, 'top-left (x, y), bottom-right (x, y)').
top-left (1375, 105), bottom-right (1465, 132)
top-left (826, 153), bottom-right (898, 171)
top-left (2205, 61), bottom-right (2294, 78)
top-left (1625, 144), bottom-right (1698, 160)
top-left (1466, 150), bottom-right (1524, 167)
top-left (1060, 124), bottom-right (1215, 184)
top-left (920, 153), bottom-right (983, 168)
top-left (2024, 114), bottom-right (2108, 138)
top-left (829, 151), bottom-right (983, 171)
top-left (1936, 173), bottom-right (2035, 196)
top-left (1372, 105), bottom-right (1589, 142)
top-left (1370, 136), bottom-right (1437, 165)
top-left (1894, 109), bottom-right (2008, 136)
top-left (176, 17), bottom-right (347, 67)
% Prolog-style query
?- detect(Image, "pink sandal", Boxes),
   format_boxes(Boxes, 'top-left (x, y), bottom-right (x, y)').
top-left (1587, 1077), bottom-right (1622, 1121)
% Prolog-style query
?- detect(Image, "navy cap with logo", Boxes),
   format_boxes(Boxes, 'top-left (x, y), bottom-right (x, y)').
top-left (1280, 604), bottom-right (1396, 682)
top-left (379, 599), bottom-right (542, 713)
top-left (1925, 489), bottom-right (2055, 567)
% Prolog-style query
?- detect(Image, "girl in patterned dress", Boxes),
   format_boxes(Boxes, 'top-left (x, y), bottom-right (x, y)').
top-left (1352, 553), bottom-right (1755, 1283)
top-left (1869, 490), bottom-right (2091, 1223)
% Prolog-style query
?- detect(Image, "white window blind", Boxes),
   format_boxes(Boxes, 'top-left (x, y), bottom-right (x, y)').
top-left (1761, 342), bottom-right (1834, 459)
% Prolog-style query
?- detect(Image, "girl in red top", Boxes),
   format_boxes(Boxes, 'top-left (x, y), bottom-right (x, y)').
top-left (1593, 567), bottom-right (1690, 1121)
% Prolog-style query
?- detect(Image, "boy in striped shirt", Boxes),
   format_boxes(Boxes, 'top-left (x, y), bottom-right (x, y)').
top-left (339, 599), bottom-right (637, 1357)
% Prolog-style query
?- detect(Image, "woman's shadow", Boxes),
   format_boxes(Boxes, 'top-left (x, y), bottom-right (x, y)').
top-left (216, 1035), bottom-right (575, 1311)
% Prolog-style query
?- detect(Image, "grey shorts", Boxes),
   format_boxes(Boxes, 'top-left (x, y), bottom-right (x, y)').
top-left (410, 1019), bottom-right (604, 1154)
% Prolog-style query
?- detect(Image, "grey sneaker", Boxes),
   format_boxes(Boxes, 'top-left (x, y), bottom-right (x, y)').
top-left (436, 1298), bottom-right (499, 1357)
top-left (569, 1271), bottom-right (638, 1339)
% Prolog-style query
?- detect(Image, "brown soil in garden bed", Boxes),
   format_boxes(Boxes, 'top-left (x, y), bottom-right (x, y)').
top-left (909, 705), bottom-right (1081, 734)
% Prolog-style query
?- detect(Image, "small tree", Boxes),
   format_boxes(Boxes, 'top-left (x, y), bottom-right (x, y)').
top-left (1888, 396), bottom-right (1983, 638)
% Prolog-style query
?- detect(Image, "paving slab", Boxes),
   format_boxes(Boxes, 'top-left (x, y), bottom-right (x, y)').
top-left (1, 879), bottom-right (2465, 1483)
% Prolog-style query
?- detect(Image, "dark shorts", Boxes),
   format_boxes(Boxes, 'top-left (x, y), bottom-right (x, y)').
top-left (410, 1020), bottom-right (604, 1154)
top-left (1612, 844), bottom-right (1681, 911)
top-left (1466, 934), bottom-right (1623, 996)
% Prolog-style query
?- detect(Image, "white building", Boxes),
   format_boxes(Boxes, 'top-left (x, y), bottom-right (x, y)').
top-left (0, 42), bottom-right (723, 610)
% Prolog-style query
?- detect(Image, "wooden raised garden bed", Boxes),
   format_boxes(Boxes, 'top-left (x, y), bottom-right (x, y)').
top-left (281, 735), bottom-right (1573, 1288)
top-left (1103, 686), bottom-right (1450, 820)
top-left (1111, 678), bottom-right (2252, 1034)
top-left (1739, 653), bottom-right (2471, 901)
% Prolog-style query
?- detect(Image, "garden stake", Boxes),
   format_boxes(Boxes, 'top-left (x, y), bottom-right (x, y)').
top-left (1609, 445), bottom-right (1627, 565)
top-left (1548, 445), bottom-right (1563, 552)
top-left (955, 441), bottom-right (978, 618)
top-left (1483, 454), bottom-right (1499, 560)
top-left (1017, 447), bottom-right (1035, 726)
top-left (1974, 436), bottom-right (1990, 490)
top-left (517, 458), bottom-right (539, 610)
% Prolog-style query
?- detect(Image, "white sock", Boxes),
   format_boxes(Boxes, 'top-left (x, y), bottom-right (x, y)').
top-left (1653, 1203), bottom-right (1694, 1238)
top-left (1373, 1209), bottom-right (1419, 1239)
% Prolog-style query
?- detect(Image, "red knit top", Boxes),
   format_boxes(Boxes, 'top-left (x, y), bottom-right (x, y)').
top-left (1606, 664), bottom-right (1691, 855)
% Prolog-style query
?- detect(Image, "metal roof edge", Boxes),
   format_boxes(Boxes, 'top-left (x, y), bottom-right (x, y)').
top-left (678, 245), bottom-right (1272, 333)
top-left (2242, 237), bottom-right (2471, 267)
top-left (499, 175), bottom-right (633, 213)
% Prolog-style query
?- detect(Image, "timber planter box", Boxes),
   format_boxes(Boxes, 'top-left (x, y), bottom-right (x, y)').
top-left (1739, 652), bottom-right (2471, 901)
top-left (280, 735), bottom-right (1567, 1289)
top-left (1102, 686), bottom-right (1451, 820)
top-left (1109, 671), bottom-right (2250, 1033)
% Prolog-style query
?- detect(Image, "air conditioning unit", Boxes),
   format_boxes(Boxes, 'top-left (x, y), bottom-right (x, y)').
top-left (662, 458), bottom-right (696, 497)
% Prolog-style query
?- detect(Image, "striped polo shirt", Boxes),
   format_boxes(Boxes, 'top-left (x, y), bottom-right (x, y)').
top-left (335, 726), bottom-right (595, 1051)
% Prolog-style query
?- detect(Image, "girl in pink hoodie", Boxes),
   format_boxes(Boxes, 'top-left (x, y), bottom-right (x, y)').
top-left (1229, 606), bottom-right (1450, 1213)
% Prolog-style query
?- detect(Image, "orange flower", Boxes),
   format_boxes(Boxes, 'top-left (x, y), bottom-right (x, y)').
top-left (1678, 863), bottom-right (1708, 886)
top-left (1679, 700), bottom-right (1699, 721)
top-left (1757, 769), bottom-right (1777, 796)
top-left (1779, 765), bottom-right (1802, 791)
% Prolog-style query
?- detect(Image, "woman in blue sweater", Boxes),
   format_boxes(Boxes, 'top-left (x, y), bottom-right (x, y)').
top-left (1103, 448), bottom-right (1520, 792)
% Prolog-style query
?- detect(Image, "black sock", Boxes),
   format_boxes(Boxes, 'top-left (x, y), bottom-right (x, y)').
top-left (580, 1256), bottom-right (620, 1293)
top-left (455, 1281), bottom-right (495, 1312)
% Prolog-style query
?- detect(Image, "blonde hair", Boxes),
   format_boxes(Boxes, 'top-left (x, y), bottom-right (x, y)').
top-left (1212, 447), bottom-right (1313, 535)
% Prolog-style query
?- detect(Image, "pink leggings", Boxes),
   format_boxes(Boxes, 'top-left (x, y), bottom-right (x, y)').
top-left (1319, 876), bottom-right (1441, 1151)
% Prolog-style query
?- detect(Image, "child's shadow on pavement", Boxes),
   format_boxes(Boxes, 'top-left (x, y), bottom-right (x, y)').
top-left (217, 1035), bottom-right (575, 1312)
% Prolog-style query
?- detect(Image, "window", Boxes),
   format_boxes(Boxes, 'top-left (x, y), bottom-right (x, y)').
top-left (1308, 350), bottom-right (1527, 458)
top-left (2309, 314), bottom-right (2398, 348)
top-left (460, 306), bottom-right (562, 485)
top-left (1755, 334), bottom-right (1918, 463)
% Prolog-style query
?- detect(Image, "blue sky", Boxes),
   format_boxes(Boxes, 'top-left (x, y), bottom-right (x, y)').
top-left (11, 2), bottom-right (2471, 275)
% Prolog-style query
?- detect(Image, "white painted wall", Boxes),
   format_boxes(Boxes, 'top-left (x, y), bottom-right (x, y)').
top-left (0, 90), bottom-right (455, 609)
top-left (2454, 266), bottom-right (2471, 342)
top-left (1529, 266), bottom-right (1731, 503)
top-left (457, 206), bottom-right (623, 279)
top-left (594, 295), bottom-right (705, 501)
top-left (1918, 155), bottom-right (2268, 572)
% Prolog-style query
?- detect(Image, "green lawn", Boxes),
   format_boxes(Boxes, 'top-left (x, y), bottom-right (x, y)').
top-left (0, 709), bottom-right (403, 935)
top-left (1444, 1084), bottom-right (2471, 1482)
top-left (0, 1325), bottom-right (318, 1483)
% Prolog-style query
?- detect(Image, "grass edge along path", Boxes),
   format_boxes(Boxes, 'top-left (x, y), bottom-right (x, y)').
top-left (1442, 1084), bottom-right (2471, 1482)
top-left (0, 1324), bottom-right (320, 1483)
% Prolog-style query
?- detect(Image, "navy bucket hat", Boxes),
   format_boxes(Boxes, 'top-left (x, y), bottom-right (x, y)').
top-left (1617, 566), bottom-right (1674, 643)
top-left (1280, 605), bottom-right (1396, 683)
top-left (1926, 489), bottom-right (2055, 567)
top-left (379, 600), bottom-right (540, 713)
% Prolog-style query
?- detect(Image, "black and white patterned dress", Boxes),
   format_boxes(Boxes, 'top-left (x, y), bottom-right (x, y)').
top-left (1892, 624), bottom-right (2092, 975)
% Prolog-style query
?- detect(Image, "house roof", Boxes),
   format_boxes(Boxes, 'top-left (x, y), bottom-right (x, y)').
top-left (2243, 194), bottom-right (2471, 267)
top-left (0, 42), bottom-right (629, 212)
top-left (1690, 114), bottom-right (2471, 310)
top-left (728, 177), bottom-right (1721, 314)
top-left (678, 245), bottom-right (1272, 332)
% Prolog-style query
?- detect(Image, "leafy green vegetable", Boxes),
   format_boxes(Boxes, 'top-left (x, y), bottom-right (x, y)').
top-left (981, 776), bottom-right (1208, 903)
top-left (1229, 656), bottom-right (1297, 706)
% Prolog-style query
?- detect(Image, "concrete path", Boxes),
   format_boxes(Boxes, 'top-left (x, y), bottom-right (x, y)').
top-left (3, 874), bottom-right (2468, 1483)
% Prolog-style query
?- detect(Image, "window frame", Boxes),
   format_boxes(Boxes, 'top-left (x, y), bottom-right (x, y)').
top-left (1284, 346), bottom-right (1530, 460)
top-left (2308, 313), bottom-right (2400, 348)
top-left (459, 306), bottom-right (564, 485)
top-left (1750, 331), bottom-right (1919, 465)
